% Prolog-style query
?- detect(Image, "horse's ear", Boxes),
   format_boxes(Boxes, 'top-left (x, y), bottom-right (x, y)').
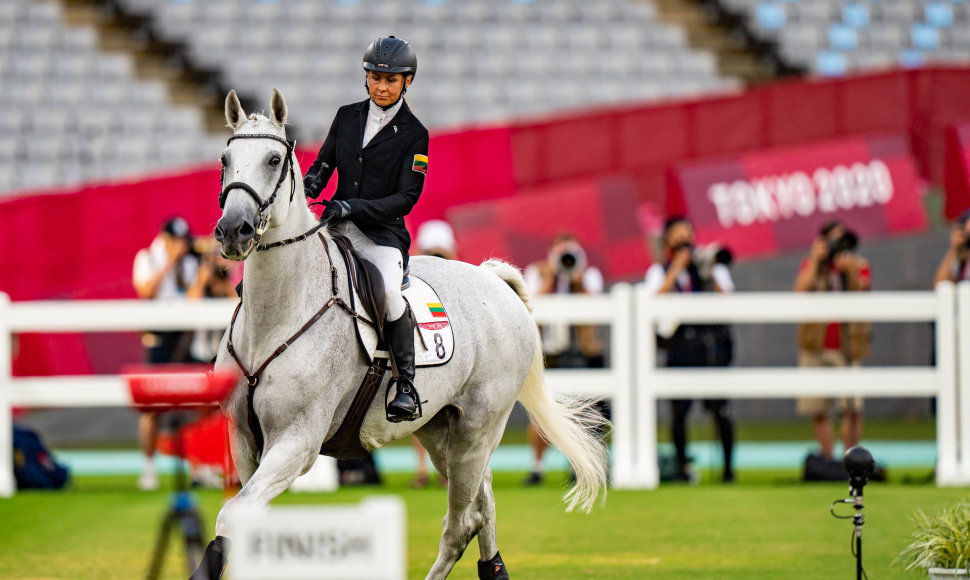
top-left (225, 90), bottom-right (245, 130)
top-left (270, 88), bottom-right (287, 128)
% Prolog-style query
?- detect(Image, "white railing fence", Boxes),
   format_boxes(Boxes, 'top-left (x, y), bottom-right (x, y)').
top-left (1, 283), bottom-right (966, 496)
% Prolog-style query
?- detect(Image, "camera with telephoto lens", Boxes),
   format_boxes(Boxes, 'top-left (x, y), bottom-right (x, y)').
top-left (550, 241), bottom-right (588, 276)
top-left (691, 243), bottom-right (733, 282)
top-left (826, 230), bottom-right (858, 263)
top-left (192, 238), bottom-right (230, 280)
top-left (192, 238), bottom-right (220, 257)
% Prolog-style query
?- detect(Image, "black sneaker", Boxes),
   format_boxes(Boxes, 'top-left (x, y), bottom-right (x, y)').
top-left (522, 471), bottom-right (543, 485)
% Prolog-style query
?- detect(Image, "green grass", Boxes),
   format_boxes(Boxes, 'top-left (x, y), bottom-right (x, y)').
top-left (0, 469), bottom-right (962, 579)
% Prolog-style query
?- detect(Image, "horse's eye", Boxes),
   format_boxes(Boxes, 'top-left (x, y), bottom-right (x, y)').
top-left (269, 155), bottom-right (281, 166)
top-left (220, 154), bottom-right (227, 166)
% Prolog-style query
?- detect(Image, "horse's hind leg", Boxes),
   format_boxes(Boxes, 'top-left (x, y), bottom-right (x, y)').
top-left (419, 409), bottom-right (511, 580)
top-left (473, 469), bottom-right (507, 577)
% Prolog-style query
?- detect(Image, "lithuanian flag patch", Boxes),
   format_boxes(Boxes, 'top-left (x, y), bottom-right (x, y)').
top-left (412, 154), bottom-right (428, 175)
top-left (427, 302), bottom-right (447, 318)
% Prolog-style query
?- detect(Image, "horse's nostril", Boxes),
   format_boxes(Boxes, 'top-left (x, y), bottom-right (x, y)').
top-left (239, 221), bottom-right (255, 237)
top-left (214, 225), bottom-right (225, 242)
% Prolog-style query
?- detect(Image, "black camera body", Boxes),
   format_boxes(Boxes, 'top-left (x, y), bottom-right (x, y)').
top-left (827, 230), bottom-right (858, 263)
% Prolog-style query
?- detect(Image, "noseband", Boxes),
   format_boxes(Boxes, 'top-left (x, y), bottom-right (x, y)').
top-left (219, 132), bottom-right (296, 245)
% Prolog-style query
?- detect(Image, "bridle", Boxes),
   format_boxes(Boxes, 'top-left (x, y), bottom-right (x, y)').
top-left (219, 132), bottom-right (296, 247)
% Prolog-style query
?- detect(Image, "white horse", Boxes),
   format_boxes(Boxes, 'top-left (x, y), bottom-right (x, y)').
top-left (194, 88), bottom-right (608, 580)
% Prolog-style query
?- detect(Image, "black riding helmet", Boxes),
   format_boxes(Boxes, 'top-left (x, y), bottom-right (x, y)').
top-left (362, 36), bottom-right (417, 78)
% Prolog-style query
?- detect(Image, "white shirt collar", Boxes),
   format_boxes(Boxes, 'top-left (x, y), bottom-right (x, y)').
top-left (369, 97), bottom-right (403, 119)
top-left (363, 98), bottom-right (404, 147)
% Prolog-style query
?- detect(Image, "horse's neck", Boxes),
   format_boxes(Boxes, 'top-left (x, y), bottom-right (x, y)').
top-left (260, 195), bottom-right (319, 248)
top-left (241, 203), bottom-right (334, 323)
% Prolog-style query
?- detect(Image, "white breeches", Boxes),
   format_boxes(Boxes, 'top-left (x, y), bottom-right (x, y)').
top-left (334, 221), bottom-right (407, 321)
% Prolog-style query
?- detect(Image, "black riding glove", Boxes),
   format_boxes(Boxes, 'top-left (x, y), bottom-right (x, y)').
top-left (303, 173), bottom-right (324, 199)
top-left (320, 199), bottom-right (351, 225)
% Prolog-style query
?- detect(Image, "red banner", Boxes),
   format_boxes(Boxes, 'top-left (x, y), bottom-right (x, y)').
top-left (667, 134), bottom-right (928, 258)
top-left (944, 119), bottom-right (970, 220)
top-left (446, 175), bottom-right (649, 281)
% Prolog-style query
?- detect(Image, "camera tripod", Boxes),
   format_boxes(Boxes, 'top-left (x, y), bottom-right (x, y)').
top-left (145, 411), bottom-right (207, 580)
top-left (830, 446), bottom-right (874, 580)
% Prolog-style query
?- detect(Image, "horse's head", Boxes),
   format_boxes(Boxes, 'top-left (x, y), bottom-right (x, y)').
top-left (216, 88), bottom-right (296, 261)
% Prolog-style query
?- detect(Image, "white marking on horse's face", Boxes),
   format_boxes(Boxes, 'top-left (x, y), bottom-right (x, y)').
top-left (217, 116), bottom-right (291, 260)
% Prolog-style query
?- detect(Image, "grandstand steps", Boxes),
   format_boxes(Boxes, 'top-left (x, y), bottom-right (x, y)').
top-left (650, 0), bottom-right (775, 84)
top-left (59, 0), bottom-right (227, 134)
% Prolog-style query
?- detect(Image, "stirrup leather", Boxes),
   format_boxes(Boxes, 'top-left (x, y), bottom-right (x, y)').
top-left (385, 377), bottom-right (423, 423)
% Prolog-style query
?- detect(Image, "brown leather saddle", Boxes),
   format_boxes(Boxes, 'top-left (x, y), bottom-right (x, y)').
top-left (330, 233), bottom-right (388, 340)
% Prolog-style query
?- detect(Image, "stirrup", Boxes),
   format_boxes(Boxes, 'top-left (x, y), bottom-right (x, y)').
top-left (385, 378), bottom-right (423, 423)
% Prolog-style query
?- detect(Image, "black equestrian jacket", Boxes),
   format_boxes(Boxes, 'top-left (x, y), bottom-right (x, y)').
top-left (306, 99), bottom-right (429, 263)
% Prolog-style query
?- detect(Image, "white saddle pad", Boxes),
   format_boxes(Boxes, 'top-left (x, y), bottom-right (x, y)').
top-left (352, 274), bottom-right (454, 367)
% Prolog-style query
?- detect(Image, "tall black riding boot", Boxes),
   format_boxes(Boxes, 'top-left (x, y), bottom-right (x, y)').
top-left (385, 306), bottom-right (421, 422)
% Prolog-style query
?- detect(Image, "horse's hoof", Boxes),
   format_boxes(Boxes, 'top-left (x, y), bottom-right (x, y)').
top-left (478, 551), bottom-right (510, 580)
top-left (189, 536), bottom-right (231, 580)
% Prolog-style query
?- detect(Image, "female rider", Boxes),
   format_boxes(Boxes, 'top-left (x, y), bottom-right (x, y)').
top-left (303, 36), bottom-right (428, 423)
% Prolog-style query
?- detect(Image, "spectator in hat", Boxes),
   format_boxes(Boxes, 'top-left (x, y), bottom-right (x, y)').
top-left (794, 220), bottom-right (871, 465)
top-left (132, 216), bottom-right (204, 490)
top-left (522, 233), bottom-right (607, 485)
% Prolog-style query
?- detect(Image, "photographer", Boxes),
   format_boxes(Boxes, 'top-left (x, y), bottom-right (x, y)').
top-left (522, 233), bottom-right (606, 485)
top-left (794, 220), bottom-right (871, 471)
top-left (186, 236), bottom-right (239, 363)
top-left (644, 216), bottom-right (735, 483)
top-left (933, 210), bottom-right (970, 285)
top-left (132, 216), bottom-right (203, 491)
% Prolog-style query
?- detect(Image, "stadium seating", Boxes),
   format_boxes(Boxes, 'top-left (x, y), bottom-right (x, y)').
top-left (2, 0), bottom-right (739, 195)
top-left (0, 0), bottom-right (226, 193)
top-left (114, 0), bottom-right (738, 143)
top-left (722, 0), bottom-right (970, 76)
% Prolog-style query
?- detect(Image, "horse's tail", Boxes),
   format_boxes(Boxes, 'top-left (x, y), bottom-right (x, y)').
top-left (479, 259), bottom-right (533, 312)
top-left (480, 259), bottom-right (608, 513)
top-left (517, 341), bottom-right (608, 512)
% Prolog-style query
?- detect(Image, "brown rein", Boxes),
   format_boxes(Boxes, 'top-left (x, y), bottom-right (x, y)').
top-left (225, 233), bottom-right (375, 387)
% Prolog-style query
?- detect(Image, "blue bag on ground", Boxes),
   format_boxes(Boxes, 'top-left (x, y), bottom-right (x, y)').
top-left (13, 425), bottom-right (69, 489)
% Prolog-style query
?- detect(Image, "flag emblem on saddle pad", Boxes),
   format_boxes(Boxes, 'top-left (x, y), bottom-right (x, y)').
top-left (427, 302), bottom-right (447, 318)
top-left (412, 154), bottom-right (428, 175)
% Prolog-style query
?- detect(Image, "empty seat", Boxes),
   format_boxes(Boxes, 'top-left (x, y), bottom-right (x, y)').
top-left (95, 54), bottom-right (135, 82)
top-left (754, 2), bottom-right (787, 32)
top-left (22, 1), bottom-right (60, 24)
top-left (924, 2), bottom-right (954, 28)
top-left (829, 23), bottom-right (859, 50)
top-left (20, 164), bottom-right (60, 189)
top-left (56, 26), bottom-right (98, 52)
top-left (911, 23), bottom-right (942, 50)
top-left (25, 136), bottom-right (64, 162)
top-left (898, 49), bottom-right (927, 68)
top-left (841, 2), bottom-right (870, 29)
top-left (864, 24), bottom-right (905, 50)
top-left (816, 50), bottom-right (848, 76)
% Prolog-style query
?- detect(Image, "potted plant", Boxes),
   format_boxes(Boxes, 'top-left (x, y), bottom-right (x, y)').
top-left (898, 499), bottom-right (970, 578)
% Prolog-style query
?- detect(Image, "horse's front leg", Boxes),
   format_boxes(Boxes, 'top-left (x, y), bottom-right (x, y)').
top-left (190, 430), bottom-right (319, 580)
top-left (216, 431), bottom-right (318, 534)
